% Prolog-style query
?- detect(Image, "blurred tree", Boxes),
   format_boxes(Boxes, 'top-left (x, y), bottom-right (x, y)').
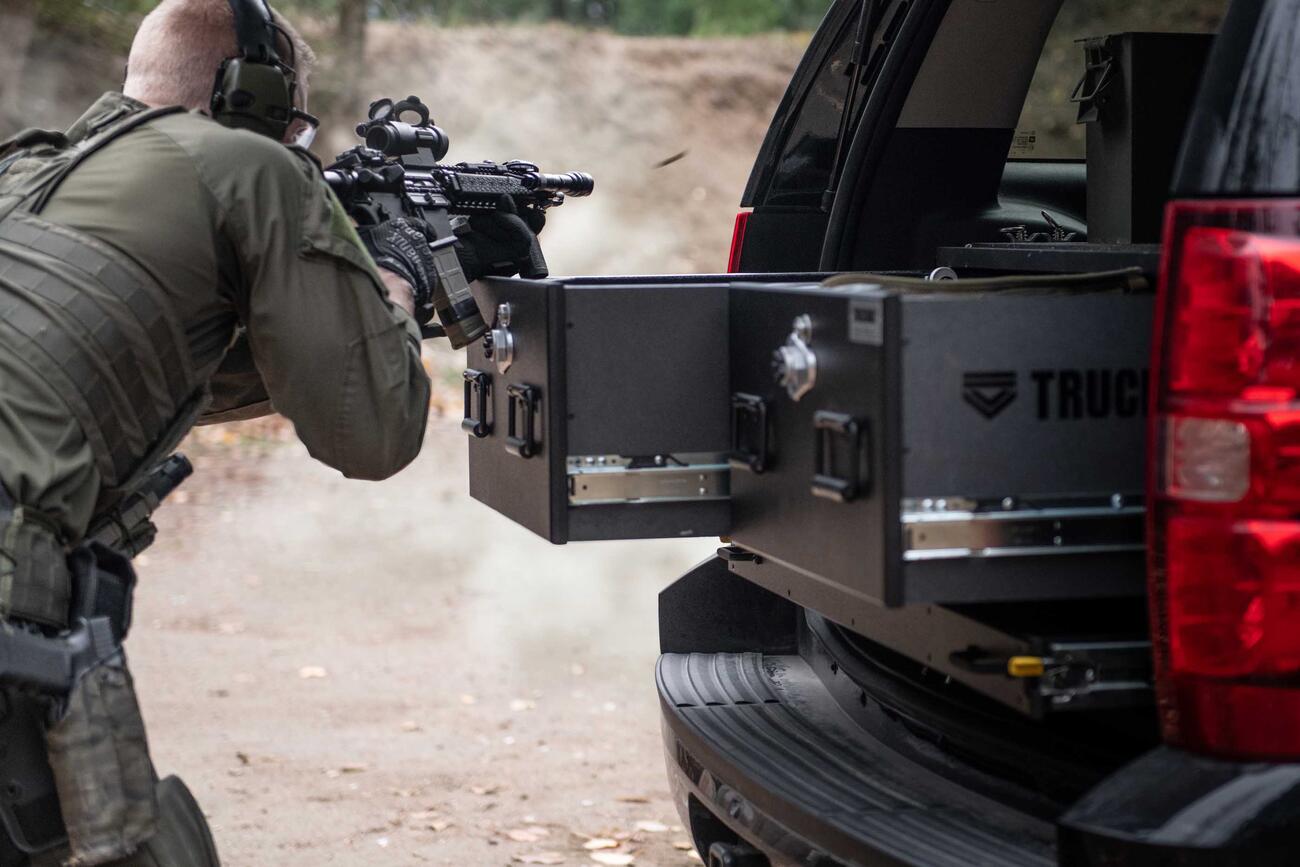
top-left (0, 0), bottom-right (38, 125)
top-left (337, 0), bottom-right (367, 106)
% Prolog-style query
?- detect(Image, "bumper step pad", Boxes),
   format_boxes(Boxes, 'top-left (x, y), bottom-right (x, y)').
top-left (659, 652), bottom-right (1055, 867)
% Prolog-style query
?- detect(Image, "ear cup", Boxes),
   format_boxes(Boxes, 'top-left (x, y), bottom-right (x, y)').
top-left (211, 57), bottom-right (294, 140)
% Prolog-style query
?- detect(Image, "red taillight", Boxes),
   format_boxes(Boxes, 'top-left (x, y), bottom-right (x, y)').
top-left (727, 211), bottom-right (751, 273)
top-left (1152, 199), bottom-right (1300, 760)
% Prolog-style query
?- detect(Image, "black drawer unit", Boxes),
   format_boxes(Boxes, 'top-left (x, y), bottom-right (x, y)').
top-left (727, 277), bottom-right (1153, 608)
top-left (464, 274), bottom-right (818, 543)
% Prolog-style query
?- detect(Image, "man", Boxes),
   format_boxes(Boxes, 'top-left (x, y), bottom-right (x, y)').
top-left (0, 1), bottom-right (536, 864)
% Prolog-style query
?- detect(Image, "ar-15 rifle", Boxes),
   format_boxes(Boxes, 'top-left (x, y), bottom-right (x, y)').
top-left (324, 95), bottom-right (594, 348)
top-left (0, 455), bottom-right (192, 697)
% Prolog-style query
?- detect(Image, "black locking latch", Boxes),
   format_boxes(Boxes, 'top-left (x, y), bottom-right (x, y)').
top-left (505, 383), bottom-right (540, 459)
top-left (461, 369), bottom-right (491, 438)
top-left (729, 392), bottom-right (770, 474)
top-left (811, 410), bottom-right (867, 503)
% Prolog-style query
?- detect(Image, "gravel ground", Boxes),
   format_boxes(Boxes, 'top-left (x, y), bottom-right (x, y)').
top-left (128, 415), bottom-right (715, 866)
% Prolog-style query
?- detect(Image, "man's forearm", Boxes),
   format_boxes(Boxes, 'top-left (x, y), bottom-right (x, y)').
top-left (378, 267), bottom-right (416, 318)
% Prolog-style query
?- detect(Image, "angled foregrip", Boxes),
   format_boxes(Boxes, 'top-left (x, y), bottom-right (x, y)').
top-left (517, 233), bottom-right (549, 280)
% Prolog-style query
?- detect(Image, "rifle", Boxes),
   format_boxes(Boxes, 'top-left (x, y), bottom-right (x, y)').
top-left (324, 95), bottom-right (594, 348)
top-left (0, 454), bottom-right (192, 697)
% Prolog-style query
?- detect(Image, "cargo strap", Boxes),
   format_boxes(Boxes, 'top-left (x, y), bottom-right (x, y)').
top-left (823, 267), bottom-right (1149, 295)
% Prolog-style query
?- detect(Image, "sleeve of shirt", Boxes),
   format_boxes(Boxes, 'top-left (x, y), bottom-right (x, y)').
top-left (197, 332), bottom-right (274, 425)
top-left (213, 143), bottom-right (430, 480)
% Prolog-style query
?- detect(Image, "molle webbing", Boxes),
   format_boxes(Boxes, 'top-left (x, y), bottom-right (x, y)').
top-left (0, 214), bottom-right (196, 489)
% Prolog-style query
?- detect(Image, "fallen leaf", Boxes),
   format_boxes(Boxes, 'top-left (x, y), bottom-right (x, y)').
top-left (234, 751), bottom-right (250, 766)
top-left (507, 827), bottom-right (550, 843)
top-left (583, 838), bottom-right (619, 851)
top-left (615, 796), bottom-right (650, 804)
top-left (470, 784), bottom-right (501, 796)
top-left (401, 720), bottom-right (422, 733)
top-left (429, 819), bottom-right (452, 832)
top-left (299, 666), bottom-right (327, 679)
top-left (590, 854), bottom-right (635, 866)
top-left (326, 763), bottom-right (368, 778)
top-left (510, 698), bottom-right (537, 712)
top-left (671, 840), bottom-right (693, 851)
top-left (686, 850), bottom-right (703, 863)
top-left (634, 820), bottom-right (669, 833)
top-left (514, 853), bottom-right (565, 865)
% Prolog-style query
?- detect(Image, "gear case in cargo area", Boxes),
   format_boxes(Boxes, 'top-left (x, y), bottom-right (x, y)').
top-left (463, 268), bottom-right (1154, 719)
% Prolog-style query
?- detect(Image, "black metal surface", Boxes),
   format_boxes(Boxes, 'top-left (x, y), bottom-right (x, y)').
top-left (659, 650), bottom-right (1057, 867)
top-left (1058, 747), bottom-right (1300, 866)
top-left (658, 556), bottom-right (798, 656)
top-left (1081, 33), bottom-right (1214, 244)
top-left (728, 283), bottom-right (895, 605)
top-left (466, 278), bottom-right (560, 541)
top-left (936, 243), bottom-right (1161, 277)
top-left (727, 280), bottom-right (1151, 609)
top-left (467, 275), bottom-right (808, 543)
top-left (563, 285), bottom-right (728, 457)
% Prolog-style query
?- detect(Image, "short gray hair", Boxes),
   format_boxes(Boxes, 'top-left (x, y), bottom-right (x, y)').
top-left (123, 0), bottom-right (316, 112)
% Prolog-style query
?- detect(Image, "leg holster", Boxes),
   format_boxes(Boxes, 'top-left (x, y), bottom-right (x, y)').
top-left (0, 511), bottom-right (159, 866)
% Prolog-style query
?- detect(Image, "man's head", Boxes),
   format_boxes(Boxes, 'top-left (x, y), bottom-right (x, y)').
top-left (123, 0), bottom-right (316, 136)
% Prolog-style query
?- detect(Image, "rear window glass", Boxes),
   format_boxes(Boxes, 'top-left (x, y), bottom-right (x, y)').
top-left (1013, 0), bottom-right (1224, 160)
top-left (766, 12), bottom-right (856, 204)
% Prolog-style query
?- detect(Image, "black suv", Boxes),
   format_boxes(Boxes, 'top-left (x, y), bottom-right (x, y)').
top-left (658, 1), bottom-right (1300, 865)
top-left (462, 1), bottom-right (1300, 864)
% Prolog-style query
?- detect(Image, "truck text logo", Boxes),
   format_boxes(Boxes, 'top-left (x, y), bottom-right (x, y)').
top-left (1030, 369), bottom-right (1149, 420)
top-left (962, 371), bottom-right (1017, 419)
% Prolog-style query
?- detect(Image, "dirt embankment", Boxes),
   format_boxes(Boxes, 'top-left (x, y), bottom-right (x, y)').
top-left (331, 23), bottom-right (806, 275)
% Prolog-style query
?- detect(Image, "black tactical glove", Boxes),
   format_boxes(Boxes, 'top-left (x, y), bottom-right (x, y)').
top-left (359, 217), bottom-right (438, 324)
top-left (456, 197), bottom-right (549, 282)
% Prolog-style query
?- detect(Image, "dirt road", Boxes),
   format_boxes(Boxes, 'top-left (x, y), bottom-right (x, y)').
top-left (130, 411), bottom-right (714, 866)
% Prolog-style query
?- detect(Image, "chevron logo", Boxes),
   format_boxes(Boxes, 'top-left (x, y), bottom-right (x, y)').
top-left (963, 371), bottom-right (1017, 420)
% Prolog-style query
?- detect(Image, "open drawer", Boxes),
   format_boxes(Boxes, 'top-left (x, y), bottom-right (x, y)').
top-left (727, 272), bottom-right (1154, 607)
top-left (463, 274), bottom-right (825, 543)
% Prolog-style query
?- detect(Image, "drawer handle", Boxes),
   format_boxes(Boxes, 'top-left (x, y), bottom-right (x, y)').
top-left (506, 383), bottom-right (540, 459)
top-left (729, 392), bottom-right (769, 474)
top-left (461, 369), bottom-right (491, 438)
top-left (812, 410), bottom-right (866, 503)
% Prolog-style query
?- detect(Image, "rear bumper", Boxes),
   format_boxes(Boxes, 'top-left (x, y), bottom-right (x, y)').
top-left (657, 652), bottom-right (1056, 867)
top-left (658, 652), bottom-right (1300, 867)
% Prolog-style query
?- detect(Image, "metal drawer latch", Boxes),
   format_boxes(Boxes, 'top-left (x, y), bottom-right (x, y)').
top-left (773, 314), bottom-right (817, 401)
top-left (482, 302), bottom-right (515, 374)
top-left (461, 369), bottom-right (491, 439)
top-left (812, 410), bottom-right (866, 503)
top-left (505, 383), bottom-right (539, 459)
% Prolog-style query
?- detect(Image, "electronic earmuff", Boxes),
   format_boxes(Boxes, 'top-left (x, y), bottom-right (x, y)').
top-left (210, 0), bottom-right (305, 142)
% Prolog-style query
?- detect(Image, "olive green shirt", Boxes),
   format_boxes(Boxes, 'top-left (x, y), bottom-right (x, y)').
top-left (0, 93), bottom-right (431, 538)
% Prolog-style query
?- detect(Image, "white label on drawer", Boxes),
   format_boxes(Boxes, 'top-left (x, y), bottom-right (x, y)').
top-left (848, 298), bottom-right (883, 345)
